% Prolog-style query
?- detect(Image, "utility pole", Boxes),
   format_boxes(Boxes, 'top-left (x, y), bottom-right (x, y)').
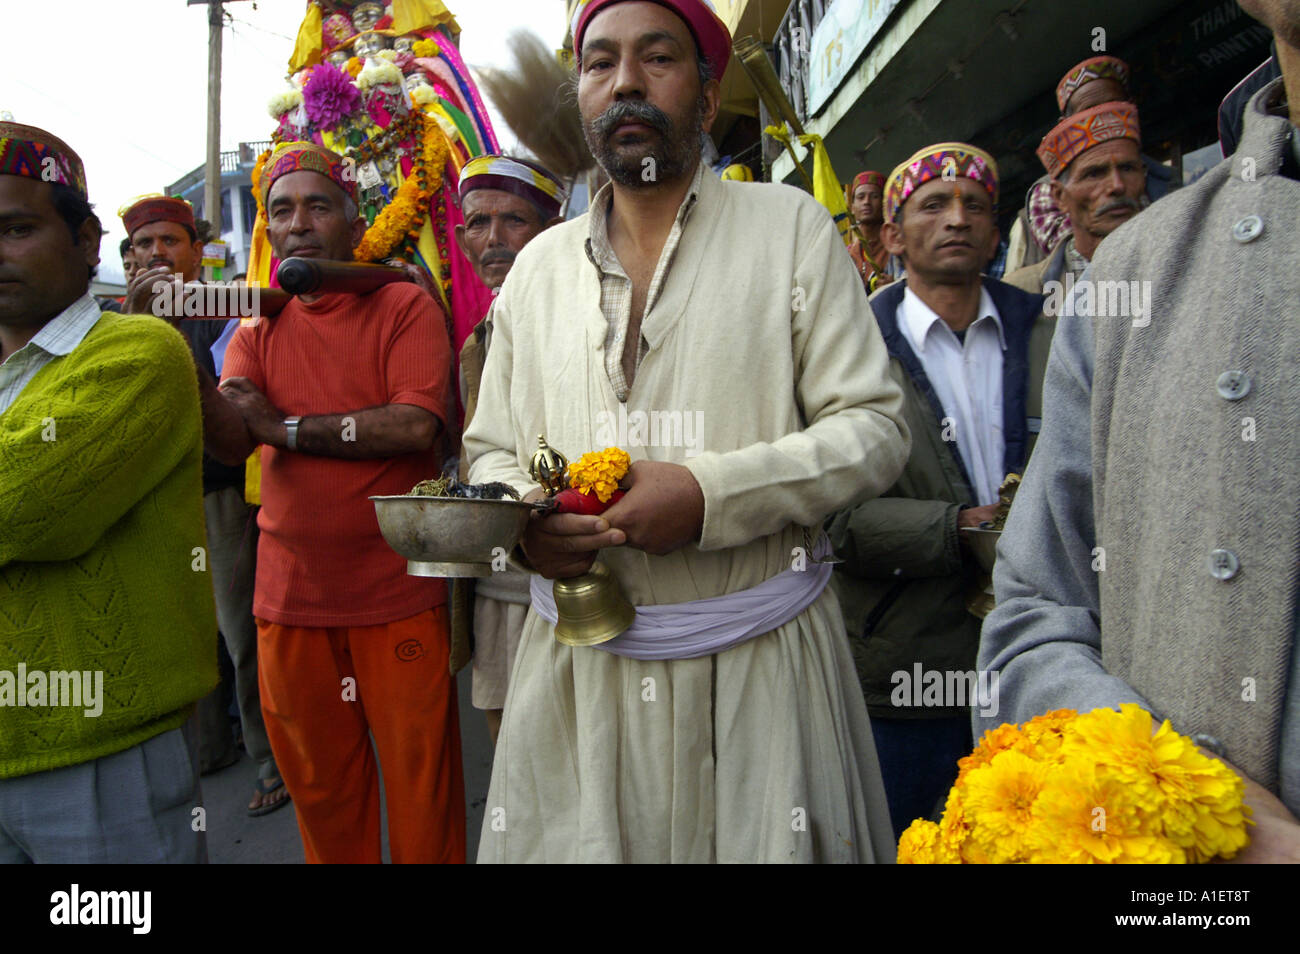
top-left (189, 0), bottom-right (252, 229)
top-left (190, 0), bottom-right (252, 279)
top-left (204, 0), bottom-right (223, 229)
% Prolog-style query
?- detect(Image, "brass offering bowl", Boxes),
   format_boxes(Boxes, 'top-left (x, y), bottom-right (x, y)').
top-left (370, 495), bottom-right (535, 578)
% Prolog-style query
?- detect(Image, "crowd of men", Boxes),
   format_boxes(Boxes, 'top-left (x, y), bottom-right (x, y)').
top-left (0, 0), bottom-right (1295, 864)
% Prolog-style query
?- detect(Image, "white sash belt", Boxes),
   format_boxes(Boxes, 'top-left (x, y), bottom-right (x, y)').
top-left (528, 539), bottom-right (833, 660)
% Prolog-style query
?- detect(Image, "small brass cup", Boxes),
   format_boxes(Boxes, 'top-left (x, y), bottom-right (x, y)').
top-left (552, 562), bottom-right (636, 647)
top-left (960, 526), bottom-right (1001, 619)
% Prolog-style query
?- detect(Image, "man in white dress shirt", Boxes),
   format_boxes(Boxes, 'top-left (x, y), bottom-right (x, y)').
top-left (828, 142), bottom-right (1048, 836)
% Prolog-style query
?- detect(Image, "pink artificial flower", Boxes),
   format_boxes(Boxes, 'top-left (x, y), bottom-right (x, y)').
top-left (302, 64), bottom-right (362, 129)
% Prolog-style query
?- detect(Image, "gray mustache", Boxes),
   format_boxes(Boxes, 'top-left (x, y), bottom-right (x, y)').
top-left (593, 100), bottom-right (672, 139)
top-left (1097, 197), bottom-right (1140, 215)
top-left (480, 249), bottom-right (517, 267)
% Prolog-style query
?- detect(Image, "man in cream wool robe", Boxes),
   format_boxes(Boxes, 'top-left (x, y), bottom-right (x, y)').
top-left (464, 0), bottom-right (909, 863)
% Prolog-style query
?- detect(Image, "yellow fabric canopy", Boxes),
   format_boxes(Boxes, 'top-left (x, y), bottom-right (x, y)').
top-left (392, 0), bottom-right (460, 37)
top-left (289, 2), bottom-right (324, 73)
top-left (289, 1), bottom-right (461, 73)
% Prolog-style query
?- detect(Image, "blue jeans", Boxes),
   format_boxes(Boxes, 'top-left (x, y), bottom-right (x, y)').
top-left (869, 715), bottom-right (971, 841)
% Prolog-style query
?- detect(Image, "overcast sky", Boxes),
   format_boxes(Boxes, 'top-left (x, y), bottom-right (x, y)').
top-left (2, 1), bottom-right (568, 284)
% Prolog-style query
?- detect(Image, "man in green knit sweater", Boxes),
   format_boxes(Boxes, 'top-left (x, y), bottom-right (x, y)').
top-left (0, 122), bottom-right (218, 862)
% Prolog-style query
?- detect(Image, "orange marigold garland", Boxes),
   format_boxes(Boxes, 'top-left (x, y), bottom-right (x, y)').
top-left (251, 147), bottom-right (273, 221)
top-left (253, 111), bottom-right (450, 274)
top-left (353, 112), bottom-right (448, 263)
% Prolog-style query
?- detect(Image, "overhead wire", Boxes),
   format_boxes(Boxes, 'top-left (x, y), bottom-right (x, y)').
top-left (5, 75), bottom-right (192, 175)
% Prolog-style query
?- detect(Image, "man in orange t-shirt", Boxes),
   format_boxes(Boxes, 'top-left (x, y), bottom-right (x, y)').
top-left (197, 141), bottom-right (464, 864)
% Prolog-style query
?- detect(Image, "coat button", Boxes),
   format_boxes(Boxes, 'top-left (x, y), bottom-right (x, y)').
top-left (1208, 548), bottom-right (1240, 580)
top-left (1231, 215), bottom-right (1263, 242)
top-left (1216, 370), bottom-right (1251, 400)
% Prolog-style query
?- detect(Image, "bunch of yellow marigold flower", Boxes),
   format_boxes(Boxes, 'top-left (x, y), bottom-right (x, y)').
top-left (567, 447), bottom-right (631, 503)
top-left (897, 704), bottom-right (1252, 864)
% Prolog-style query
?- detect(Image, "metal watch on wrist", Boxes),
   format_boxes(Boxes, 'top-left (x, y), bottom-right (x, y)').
top-left (284, 416), bottom-right (303, 451)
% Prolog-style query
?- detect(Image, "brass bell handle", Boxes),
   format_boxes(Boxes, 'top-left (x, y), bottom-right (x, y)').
top-left (528, 434), bottom-right (569, 497)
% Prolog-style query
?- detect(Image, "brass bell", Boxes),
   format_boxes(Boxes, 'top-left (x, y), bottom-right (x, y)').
top-left (526, 434), bottom-right (635, 646)
top-left (553, 562), bottom-right (636, 647)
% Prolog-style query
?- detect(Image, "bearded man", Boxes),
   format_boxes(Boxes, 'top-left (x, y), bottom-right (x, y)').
top-left (464, 0), bottom-right (909, 863)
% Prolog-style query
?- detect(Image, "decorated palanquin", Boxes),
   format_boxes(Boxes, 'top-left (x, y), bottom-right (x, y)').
top-left (250, 0), bottom-right (500, 357)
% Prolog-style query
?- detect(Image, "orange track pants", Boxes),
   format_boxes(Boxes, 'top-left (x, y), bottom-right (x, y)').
top-left (256, 607), bottom-right (466, 863)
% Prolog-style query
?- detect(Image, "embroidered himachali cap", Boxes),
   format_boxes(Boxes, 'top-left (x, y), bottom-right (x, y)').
top-left (260, 141), bottom-right (357, 206)
top-left (883, 142), bottom-right (999, 223)
top-left (0, 122), bottom-right (87, 198)
top-left (1055, 55), bottom-right (1131, 112)
top-left (119, 194), bottom-right (196, 238)
top-left (458, 155), bottom-right (567, 219)
top-left (571, 0), bottom-right (733, 82)
top-left (847, 170), bottom-right (885, 207)
top-left (1036, 100), bottom-right (1141, 179)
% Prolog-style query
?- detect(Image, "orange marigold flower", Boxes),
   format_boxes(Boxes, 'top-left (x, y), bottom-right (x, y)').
top-left (1058, 704), bottom-right (1250, 861)
top-left (897, 819), bottom-right (958, 864)
top-left (1063, 705), bottom-right (1166, 803)
top-left (1148, 721), bottom-right (1250, 862)
top-left (1019, 708), bottom-right (1077, 761)
top-left (937, 786), bottom-right (971, 858)
top-left (251, 148), bottom-right (273, 221)
top-left (958, 722), bottom-right (1023, 782)
top-left (1026, 761), bottom-right (1183, 864)
top-left (568, 447), bottom-right (631, 502)
top-left (962, 750), bottom-right (1051, 863)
